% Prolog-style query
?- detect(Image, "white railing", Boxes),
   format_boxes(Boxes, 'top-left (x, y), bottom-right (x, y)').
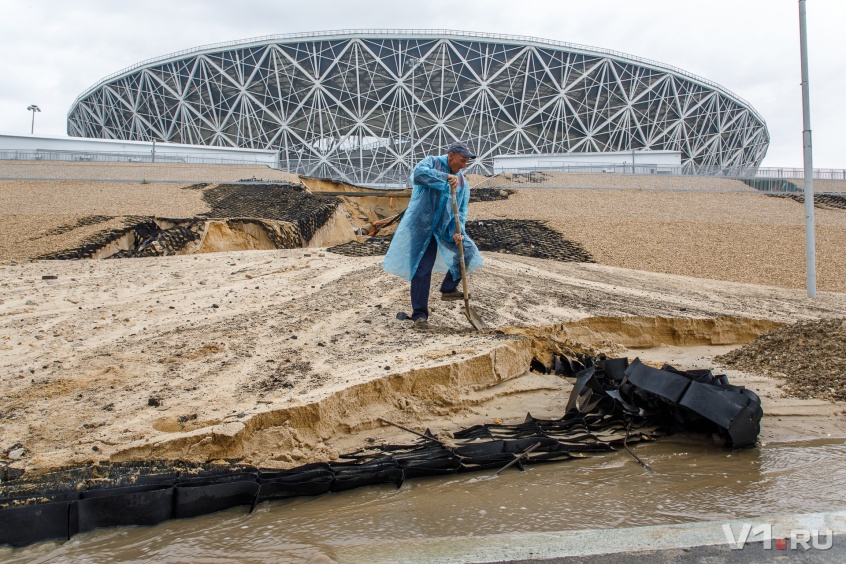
top-left (753, 167), bottom-right (846, 180)
top-left (473, 166), bottom-right (846, 194)
top-left (486, 164), bottom-right (846, 181)
top-left (0, 150), bottom-right (273, 166)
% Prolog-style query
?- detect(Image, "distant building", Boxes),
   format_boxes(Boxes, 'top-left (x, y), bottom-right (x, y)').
top-left (68, 30), bottom-right (769, 184)
top-left (493, 150), bottom-right (682, 175)
top-left (0, 133), bottom-right (278, 166)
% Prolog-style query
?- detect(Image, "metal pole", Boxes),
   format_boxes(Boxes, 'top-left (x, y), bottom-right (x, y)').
top-left (27, 105), bottom-right (40, 134)
top-left (799, 0), bottom-right (817, 298)
top-left (151, 139), bottom-right (156, 163)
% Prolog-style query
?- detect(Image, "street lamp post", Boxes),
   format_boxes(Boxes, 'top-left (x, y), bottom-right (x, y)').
top-left (27, 105), bottom-right (41, 134)
top-left (799, 0), bottom-right (816, 298)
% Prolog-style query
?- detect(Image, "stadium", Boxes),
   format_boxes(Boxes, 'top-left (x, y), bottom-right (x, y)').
top-left (67, 30), bottom-right (769, 185)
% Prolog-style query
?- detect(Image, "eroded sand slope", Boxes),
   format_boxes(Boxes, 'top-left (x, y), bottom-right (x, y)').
top-left (2, 250), bottom-right (845, 473)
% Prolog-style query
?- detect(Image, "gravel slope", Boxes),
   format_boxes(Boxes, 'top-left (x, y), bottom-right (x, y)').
top-left (470, 189), bottom-right (846, 292)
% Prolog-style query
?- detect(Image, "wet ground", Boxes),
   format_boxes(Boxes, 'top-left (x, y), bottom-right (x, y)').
top-left (4, 437), bottom-right (845, 563)
top-left (4, 178), bottom-right (846, 559)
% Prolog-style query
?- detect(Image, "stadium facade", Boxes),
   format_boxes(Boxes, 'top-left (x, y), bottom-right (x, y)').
top-left (67, 30), bottom-right (769, 184)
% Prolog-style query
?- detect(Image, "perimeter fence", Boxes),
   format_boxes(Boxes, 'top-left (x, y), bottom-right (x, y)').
top-left (0, 159), bottom-right (298, 185)
top-left (0, 149), bottom-right (274, 166)
top-left (473, 167), bottom-right (846, 195)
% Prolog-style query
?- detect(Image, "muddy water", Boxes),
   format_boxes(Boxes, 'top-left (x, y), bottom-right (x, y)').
top-left (6, 438), bottom-right (846, 563)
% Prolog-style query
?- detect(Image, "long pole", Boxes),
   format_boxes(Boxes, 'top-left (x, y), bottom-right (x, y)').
top-left (30, 111), bottom-right (35, 134)
top-left (799, 0), bottom-right (816, 298)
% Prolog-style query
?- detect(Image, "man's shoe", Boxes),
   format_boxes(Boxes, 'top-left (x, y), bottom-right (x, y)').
top-left (413, 318), bottom-right (430, 330)
top-left (441, 291), bottom-right (468, 301)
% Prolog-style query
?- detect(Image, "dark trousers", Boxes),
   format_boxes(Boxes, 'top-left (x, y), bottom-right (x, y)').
top-left (411, 236), bottom-right (461, 321)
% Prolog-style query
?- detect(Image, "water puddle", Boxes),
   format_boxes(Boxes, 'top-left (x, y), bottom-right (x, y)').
top-left (7, 438), bottom-right (846, 563)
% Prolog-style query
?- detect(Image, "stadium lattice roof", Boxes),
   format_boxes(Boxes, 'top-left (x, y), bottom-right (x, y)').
top-left (68, 30), bottom-right (769, 184)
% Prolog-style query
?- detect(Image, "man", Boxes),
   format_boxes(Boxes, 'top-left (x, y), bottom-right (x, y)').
top-left (382, 141), bottom-right (484, 330)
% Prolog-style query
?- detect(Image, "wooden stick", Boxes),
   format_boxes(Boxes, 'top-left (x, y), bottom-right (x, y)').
top-left (378, 417), bottom-right (444, 446)
top-left (624, 420), bottom-right (654, 473)
top-left (486, 442), bottom-right (542, 479)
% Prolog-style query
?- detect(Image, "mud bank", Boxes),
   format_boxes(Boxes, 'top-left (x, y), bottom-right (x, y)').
top-left (110, 315), bottom-right (778, 465)
top-left (2, 250), bottom-right (846, 476)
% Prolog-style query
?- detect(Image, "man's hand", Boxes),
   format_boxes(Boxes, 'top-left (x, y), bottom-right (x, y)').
top-left (447, 174), bottom-right (459, 190)
top-left (453, 232), bottom-right (464, 243)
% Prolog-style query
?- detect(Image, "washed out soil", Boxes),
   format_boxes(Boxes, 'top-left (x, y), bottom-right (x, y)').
top-left (34, 183), bottom-right (345, 260)
top-left (715, 318), bottom-right (846, 402)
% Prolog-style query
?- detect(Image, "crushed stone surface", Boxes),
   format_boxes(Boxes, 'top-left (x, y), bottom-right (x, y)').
top-left (469, 188), bottom-right (846, 292)
top-left (715, 318), bottom-right (846, 402)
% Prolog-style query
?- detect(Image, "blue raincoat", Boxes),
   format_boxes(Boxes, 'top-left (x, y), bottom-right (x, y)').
top-left (382, 155), bottom-right (484, 281)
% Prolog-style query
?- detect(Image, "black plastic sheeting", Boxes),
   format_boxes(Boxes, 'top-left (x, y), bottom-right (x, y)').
top-left (548, 354), bottom-right (763, 449)
top-left (0, 354), bottom-right (761, 549)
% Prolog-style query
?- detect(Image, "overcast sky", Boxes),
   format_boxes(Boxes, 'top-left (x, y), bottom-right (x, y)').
top-left (1, 0), bottom-right (843, 168)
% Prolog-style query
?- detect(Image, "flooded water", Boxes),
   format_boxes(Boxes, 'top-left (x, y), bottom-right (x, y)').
top-left (5, 438), bottom-right (846, 563)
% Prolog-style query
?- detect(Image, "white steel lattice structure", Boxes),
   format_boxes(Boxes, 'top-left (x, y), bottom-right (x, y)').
top-left (68, 30), bottom-right (769, 185)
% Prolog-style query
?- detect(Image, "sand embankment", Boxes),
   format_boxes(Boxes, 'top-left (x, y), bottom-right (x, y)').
top-left (1, 170), bottom-right (846, 475)
top-left (2, 250), bottom-right (845, 473)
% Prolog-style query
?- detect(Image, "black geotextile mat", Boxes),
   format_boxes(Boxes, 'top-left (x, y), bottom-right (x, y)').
top-left (37, 216), bottom-right (161, 260)
top-left (469, 188), bottom-right (515, 202)
top-left (32, 215), bottom-right (115, 239)
top-left (744, 179), bottom-right (846, 210)
top-left (326, 235), bottom-right (393, 257)
top-left (768, 193), bottom-right (846, 211)
top-left (37, 218), bottom-right (211, 260)
top-left (742, 178), bottom-right (803, 193)
top-left (200, 183), bottom-right (341, 244)
top-left (0, 353), bottom-right (762, 548)
top-left (36, 183), bottom-right (342, 260)
top-left (326, 220), bottom-right (594, 263)
top-left (467, 219), bottom-right (594, 262)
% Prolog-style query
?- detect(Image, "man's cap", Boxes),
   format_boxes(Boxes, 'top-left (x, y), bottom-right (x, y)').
top-left (447, 141), bottom-right (476, 159)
